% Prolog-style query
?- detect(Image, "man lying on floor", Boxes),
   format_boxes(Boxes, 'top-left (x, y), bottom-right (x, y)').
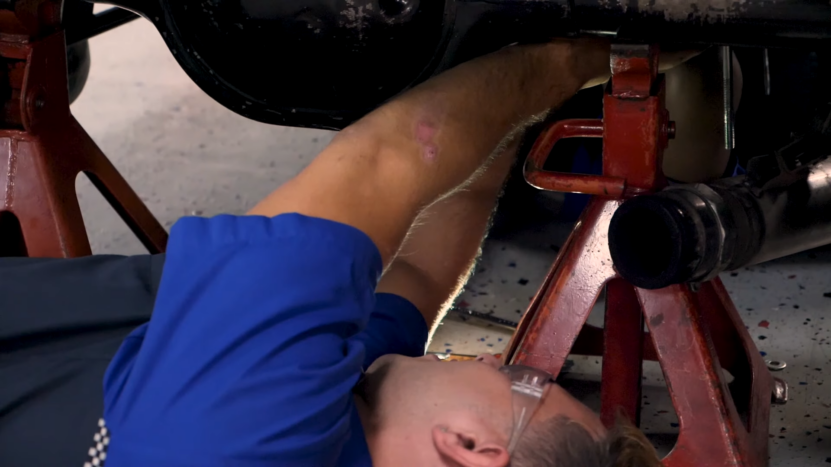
top-left (0, 39), bottom-right (663, 467)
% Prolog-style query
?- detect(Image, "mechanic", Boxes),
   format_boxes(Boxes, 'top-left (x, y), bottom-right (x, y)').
top-left (0, 40), bottom-right (666, 467)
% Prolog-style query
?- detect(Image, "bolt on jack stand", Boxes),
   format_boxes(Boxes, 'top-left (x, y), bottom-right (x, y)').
top-left (503, 44), bottom-right (783, 467)
top-left (0, 5), bottom-right (167, 257)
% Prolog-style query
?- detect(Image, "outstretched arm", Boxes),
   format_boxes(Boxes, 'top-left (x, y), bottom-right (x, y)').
top-left (248, 40), bottom-right (611, 263)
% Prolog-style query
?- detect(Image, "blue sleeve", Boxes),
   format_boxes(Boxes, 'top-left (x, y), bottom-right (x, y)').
top-left (102, 214), bottom-right (382, 467)
top-left (359, 293), bottom-right (428, 366)
top-left (331, 295), bottom-right (429, 467)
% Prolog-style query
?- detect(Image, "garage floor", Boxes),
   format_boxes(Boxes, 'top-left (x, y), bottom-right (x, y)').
top-left (74, 18), bottom-right (829, 465)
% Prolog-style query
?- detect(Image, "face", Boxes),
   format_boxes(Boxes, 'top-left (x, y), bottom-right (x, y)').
top-left (359, 353), bottom-right (606, 466)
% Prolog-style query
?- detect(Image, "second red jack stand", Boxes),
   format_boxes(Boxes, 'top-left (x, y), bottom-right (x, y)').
top-left (503, 44), bottom-right (784, 467)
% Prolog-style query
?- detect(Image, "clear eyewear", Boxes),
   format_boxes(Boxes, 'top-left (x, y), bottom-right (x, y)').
top-left (499, 364), bottom-right (555, 453)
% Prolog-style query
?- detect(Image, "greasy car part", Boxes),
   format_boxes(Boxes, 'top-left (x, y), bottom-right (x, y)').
top-left (608, 155), bottom-right (831, 289)
top-left (85, 0), bottom-right (831, 129)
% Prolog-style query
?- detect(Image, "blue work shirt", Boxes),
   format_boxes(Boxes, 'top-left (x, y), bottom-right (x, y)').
top-left (102, 214), bottom-right (429, 466)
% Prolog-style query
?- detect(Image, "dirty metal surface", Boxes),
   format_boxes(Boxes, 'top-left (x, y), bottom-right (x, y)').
top-left (504, 198), bottom-right (618, 376)
top-left (86, 0), bottom-right (831, 130)
top-left (601, 277), bottom-right (644, 427)
top-left (639, 281), bottom-right (771, 467)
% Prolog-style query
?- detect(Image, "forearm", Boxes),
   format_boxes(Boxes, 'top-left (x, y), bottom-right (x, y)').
top-left (249, 41), bottom-right (607, 263)
top-left (377, 141), bottom-right (519, 330)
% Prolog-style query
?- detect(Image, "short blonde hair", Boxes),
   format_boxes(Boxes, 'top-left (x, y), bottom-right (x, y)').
top-left (511, 415), bottom-right (662, 467)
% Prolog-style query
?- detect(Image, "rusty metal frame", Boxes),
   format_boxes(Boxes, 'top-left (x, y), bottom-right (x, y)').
top-left (507, 44), bottom-right (775, 466)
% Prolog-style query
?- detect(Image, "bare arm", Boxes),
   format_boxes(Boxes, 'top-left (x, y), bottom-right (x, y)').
top-left (248, 41), bottom-right (610, 265)
top-left (375, 139), bottom-right (519, 331)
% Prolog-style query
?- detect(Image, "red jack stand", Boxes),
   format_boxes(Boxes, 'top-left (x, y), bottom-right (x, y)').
top-left (504, 44), bottom-right (783, 466)
top-left (0, 9), bottom-right (166, 257)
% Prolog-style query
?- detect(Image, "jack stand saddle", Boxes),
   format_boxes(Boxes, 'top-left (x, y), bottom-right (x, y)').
top-left (0, 8), bottom-right (166, 257)
top-left (504, 44), bottom-right (784, 467)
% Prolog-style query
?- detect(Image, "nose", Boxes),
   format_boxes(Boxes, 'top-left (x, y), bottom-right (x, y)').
top-left (475, 353), bottom-right (502, 370)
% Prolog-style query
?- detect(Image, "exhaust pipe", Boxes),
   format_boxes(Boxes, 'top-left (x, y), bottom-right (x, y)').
top-left (608, 156), bottom-right (831, 289)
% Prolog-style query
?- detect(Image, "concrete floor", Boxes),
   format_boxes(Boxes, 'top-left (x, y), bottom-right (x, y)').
top-left (75, 18), bottom-right (830, 465)
top-left (73, 17), bottom-right (333, 255)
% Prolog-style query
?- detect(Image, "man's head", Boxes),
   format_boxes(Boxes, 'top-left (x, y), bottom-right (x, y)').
top-left (355, 353), bottom-right (661, 467)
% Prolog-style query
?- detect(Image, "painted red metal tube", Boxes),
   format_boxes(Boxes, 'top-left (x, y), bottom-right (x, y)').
top-left (523, 119), bottom-right (627, 198)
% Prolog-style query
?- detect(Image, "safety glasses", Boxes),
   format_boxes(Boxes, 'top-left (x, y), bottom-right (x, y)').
top-left (498, 365), bottom-right (556, 453)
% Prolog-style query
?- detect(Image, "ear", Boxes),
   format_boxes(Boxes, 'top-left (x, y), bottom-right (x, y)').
top-left (431, 425), bottom-right (509, 467)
